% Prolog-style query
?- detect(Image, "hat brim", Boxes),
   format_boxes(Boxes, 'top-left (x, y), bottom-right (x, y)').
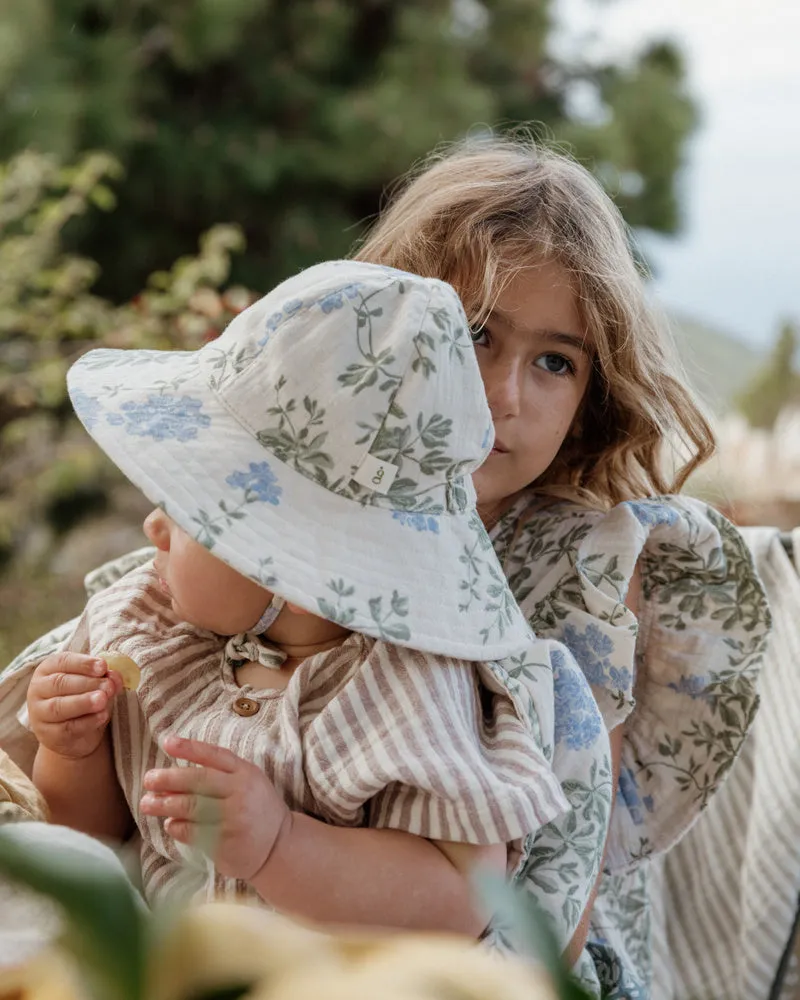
top-left (68, 348), bottom-right (533, 660)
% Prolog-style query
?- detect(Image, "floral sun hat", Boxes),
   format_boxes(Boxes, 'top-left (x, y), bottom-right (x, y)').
top-left (67, 260), bottom-right (535, 659)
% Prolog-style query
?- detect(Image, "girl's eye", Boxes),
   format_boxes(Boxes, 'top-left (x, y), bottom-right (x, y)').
top-left (470, 325), bottom-right (490, 347)
top-left (534, 353), bottom-right (574, 376)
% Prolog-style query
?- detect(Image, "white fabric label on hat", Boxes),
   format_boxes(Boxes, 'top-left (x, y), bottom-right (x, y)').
top-left (352, 453), bottom-right (399, 494)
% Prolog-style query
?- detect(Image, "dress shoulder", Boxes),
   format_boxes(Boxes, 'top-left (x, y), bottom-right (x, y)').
top-left (493, 494), bottom-right (771, 871)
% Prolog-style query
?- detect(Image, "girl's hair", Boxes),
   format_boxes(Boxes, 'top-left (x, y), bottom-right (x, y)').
top-left (352, 133), bottom-right (715, 508)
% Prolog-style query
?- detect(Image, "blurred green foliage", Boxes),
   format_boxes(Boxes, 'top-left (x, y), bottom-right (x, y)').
top-left (0, 0), bottom-right (697, 300)
top-left (0, 149), bottom-right (255, 567)
top-left (736, 319), bottom-right (800, 429)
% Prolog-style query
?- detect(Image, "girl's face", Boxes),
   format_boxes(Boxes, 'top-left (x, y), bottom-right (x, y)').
top-left (471, 261), bottom-right (593, 516)
top-left (143, 509), bottom-right (270, 635)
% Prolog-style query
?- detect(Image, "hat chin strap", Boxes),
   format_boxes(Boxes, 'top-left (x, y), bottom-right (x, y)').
top-left (250, 594), bottom-right (286, 635)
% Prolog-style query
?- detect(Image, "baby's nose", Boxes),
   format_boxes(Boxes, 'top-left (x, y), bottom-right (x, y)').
top-left (143, 509), bottom-right (169, 550)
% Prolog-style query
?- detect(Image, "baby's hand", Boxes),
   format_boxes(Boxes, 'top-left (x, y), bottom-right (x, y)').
top-left (27, 652), bottom-right (124, 759)
top-left (140, 735), bottom-right (289, 882)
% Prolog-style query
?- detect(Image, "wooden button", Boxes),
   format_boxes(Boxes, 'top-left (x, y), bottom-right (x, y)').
top-left (232, 696), bottom-right (259, 717)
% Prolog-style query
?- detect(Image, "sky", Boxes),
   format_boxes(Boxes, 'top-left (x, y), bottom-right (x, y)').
top-left (556, 0), bottom-right (800, 349)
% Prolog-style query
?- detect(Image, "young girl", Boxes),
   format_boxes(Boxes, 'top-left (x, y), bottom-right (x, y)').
top-left (0, 136), bottom-right (770, 995)
top-left (19, 260), bottom-right (611, 942)
top-left (353, 137), bottom-right (771, 994)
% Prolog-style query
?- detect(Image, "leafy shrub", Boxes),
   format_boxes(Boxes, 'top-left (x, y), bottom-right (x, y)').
top-left (0, 150), bottom-right (257, 566)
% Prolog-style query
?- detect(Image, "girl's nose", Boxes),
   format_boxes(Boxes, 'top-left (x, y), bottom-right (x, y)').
top-left (143, 509), bottom-right (170, 550)
top-left (483, 357), bottom-right (523, 420)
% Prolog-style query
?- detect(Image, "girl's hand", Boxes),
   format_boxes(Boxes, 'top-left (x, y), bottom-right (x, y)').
top-left (140, 735), bottom-right (290, 882)
top-left (27, 653), bottom-right (123, 759)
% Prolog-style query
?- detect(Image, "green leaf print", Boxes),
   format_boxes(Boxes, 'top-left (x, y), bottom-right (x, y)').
top-left (368, 591), bottom-right (411, 642)
top-left (411, 329), bottom-right (437, 378)
top-left (317, 581), bottom-right (410, 642)
top-left (317, 579), bottom-right (357, 628)
top-left (257, 381), bottom-right (334, 485)
top-left (335, 287), bottom-right (403, 395)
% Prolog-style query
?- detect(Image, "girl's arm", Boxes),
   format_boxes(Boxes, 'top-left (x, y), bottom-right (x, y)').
top-left (563, 562), bottom-right (641, 964)
top-left (250, 817), bottom-right (507, 934)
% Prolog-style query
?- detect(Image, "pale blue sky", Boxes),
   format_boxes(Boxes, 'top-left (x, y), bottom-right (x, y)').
top-left (556, 0), bottom-right (800, 349)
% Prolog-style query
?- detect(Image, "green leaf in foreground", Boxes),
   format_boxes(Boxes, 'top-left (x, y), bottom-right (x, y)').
top-left (0, 828), bottom-right (147, 1000)
top-left (473, 872), bottom-right (594, 1000)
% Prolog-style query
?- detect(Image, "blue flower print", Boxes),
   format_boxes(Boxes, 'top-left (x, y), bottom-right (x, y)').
top-left (562, 622), bottom-right (631, 694)
top-left (258, 312), bottom-right (285, 347)
top-left (616, 766), bottom-right (654, 827)
top-left (106, 395), bottom-right (210, 442)
top-left (259, 299), bottom-right (309, 346)
top-left (259, 287), bottom-right (361, 344)
top-left (625, 500), bottom-right (679, 528)
top-left (391, 511), bottom-right (440, 533)
top-left (225, 462), bottom-right (282, 505)
top-left (481, 425), bottom-right (493, 450)
top-left (667, 674), bottom-right (713, 702)
top-left (551, 648), bottom-right (603, 751)
top-left (318, 283), bottom-right (361, 314)
top-left (71, 389), bottom-right (102, 431)
top-left (265, 311), bottom-right (284, 332)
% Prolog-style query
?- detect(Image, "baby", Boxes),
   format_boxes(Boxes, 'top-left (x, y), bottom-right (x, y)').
top-left (23, 260), bottom-right (609, 939)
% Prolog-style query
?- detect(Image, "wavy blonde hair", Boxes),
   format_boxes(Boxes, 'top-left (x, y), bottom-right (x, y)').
top-left (352, 134), bottom-right (715, 508)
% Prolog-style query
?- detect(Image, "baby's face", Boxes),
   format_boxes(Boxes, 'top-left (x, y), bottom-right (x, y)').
top-left (143, 508), bottom-right (271, 635)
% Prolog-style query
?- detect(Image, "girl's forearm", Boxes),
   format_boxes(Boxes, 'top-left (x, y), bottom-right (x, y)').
top-left (248, 812), bottom-right (489, 936)
top-left (32, 737), bottom-right (132, 842)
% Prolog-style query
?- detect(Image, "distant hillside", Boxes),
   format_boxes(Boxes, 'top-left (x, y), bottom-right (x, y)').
top-left (667, 312), bottom-right (764, 414)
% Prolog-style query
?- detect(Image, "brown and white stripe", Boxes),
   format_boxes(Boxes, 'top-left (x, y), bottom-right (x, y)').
top-left (62, 562), bottom-right (567, 906)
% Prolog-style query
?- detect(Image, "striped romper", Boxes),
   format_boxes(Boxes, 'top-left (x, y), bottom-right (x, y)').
top-left (62, 562), bottom-right (567, 906)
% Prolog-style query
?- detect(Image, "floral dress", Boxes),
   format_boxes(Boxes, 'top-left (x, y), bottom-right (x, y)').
top-left (489, 493), bottom-right (771, 997)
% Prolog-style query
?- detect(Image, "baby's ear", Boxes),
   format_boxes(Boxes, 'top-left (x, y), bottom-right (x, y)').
top-left (285, 601), bottom-right (313, 617)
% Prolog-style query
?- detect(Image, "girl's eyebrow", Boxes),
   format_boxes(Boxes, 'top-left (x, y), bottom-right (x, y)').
top-left (540, 330), bottom-right (594, 356)
top-left (487, 309), bottom-right (593, 355)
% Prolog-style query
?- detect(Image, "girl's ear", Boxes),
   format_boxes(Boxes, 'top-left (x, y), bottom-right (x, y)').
top-left (285, 601), bottom-right (313, 617)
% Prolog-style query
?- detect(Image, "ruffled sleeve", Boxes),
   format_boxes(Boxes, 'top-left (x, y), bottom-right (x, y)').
top-left (495, 495), bottom-right (770, 873)
top-left (301, 638), bottom-right (569, 858)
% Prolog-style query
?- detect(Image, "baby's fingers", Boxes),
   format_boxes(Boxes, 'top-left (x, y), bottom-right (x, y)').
top-left (35, 652), bottom-right (108, 679)
top-left (163, 818), bottom-right (201, 846)
top-left (36, 689), bottom-right (111, 724)
top-left (36, 711), bottom-right (110, 744)
top-left (38, 672), bottom-right (117, 701)
top-left (142, 766), bottom-right (229, 798)
top-left (141, 792), bottom-right (221, 825)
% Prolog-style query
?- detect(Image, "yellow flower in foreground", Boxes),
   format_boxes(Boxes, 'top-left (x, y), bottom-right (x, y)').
top-left (1, 901), bottom-right (558, 1000)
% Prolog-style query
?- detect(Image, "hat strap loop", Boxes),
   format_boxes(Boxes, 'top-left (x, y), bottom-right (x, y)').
top-left (251, 594), bottom-right (286, 635)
